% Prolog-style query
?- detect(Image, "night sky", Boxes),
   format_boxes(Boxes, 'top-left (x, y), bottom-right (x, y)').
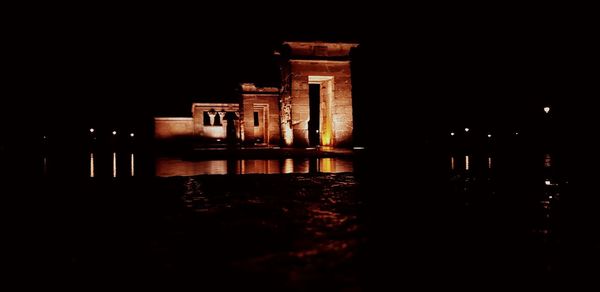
top-left (2, 6), bottom-right (595, 146)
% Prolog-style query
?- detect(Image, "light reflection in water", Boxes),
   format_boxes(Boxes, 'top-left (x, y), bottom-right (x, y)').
top-left (450, 156), bottom-right (455, 170)
top-left (155, 157), bottom-right (353, 177)
top-left (283, 158), bottom-right (294, 174)
top-left (544, 154), bottom-right (552, 168)
top-left (130, 153), bottom-right (134, 177)
top-left (319, 158), bottom-right (333, 172)
top-left (90, 153), bottom-right (94, 178)
top-left (465, 155), bottom-right (470, 171)
top-left (240, 160), bottom-right (281, 174)
top-left (112, 152), bottom-right (117, 178)
top-left (488, 157), bottom-right (492, 169)
top-left (43, 156), bottom-right (48, 176)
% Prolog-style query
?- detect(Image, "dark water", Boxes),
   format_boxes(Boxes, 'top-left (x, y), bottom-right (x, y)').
top-left (5, 150), bottom-right (599, 289)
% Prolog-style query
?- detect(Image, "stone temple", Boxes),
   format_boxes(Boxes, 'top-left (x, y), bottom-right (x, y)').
top-left (154, 41), bottom-right (359, 147)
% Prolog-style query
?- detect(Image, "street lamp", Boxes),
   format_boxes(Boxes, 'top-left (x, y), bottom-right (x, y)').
top-left (90, 128), bottom-right (95, 133)
top-left (464, 128), bottom-right (470, 132)
top-left (112, 130), bottom-right (117, 136)
top-left (544, 106), bottom-right (550, 114)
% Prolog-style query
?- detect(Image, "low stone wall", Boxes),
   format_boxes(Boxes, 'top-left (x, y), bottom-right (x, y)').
top-left (154, 117), bottom-right (194, 139)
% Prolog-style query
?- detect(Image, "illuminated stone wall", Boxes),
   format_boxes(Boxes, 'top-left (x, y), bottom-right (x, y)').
top-left (191, 103), bottom-right (240, 140)
top-left (278, 42), bottom-right (358, 147)
top-left (240, 83), bottom-right (281, 145)
top-left (154, 117), bottom-right (194, 139)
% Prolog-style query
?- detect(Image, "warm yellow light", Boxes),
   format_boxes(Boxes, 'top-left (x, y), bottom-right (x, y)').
top-left (320, 158), bottom-right (333, 173)
top-left (321, 131), bottom-right (332, 146)
top-left (450, 157), bottom-right (455, 170)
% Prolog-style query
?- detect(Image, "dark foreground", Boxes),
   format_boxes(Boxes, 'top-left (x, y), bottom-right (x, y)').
top-left (4, 152), bottom-right (599, 290)
top-left (13, 173), bottom-right (365, 290)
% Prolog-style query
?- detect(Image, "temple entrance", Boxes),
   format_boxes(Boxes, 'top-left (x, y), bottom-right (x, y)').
top-left (308, 84), bottom-right (320, 146)
top-left (253, 105), bottom-right (268, 144)
top-left (309, 76), bottom-right (334, 146)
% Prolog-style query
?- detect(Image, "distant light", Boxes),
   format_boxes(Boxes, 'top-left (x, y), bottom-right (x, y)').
top-left (545, 180), bottom-right (551, 186)
top-left (549, 195), bottom-right (553, 199)
top-left (89, 128), bottom-right (95, 133)
top-left (353, 146), bottom-right (365, 150)
top-left (216, 139), bottom-right (221, 142)
top-left (514, 132), bottom-right (519, 135)
top-left (544, 106), bottom-right (550, 114)
top-left (487, 134), bottom-right (492, 138)
top-left (130, 133), bottom-right (134, 137)
top-left (450, 132), bottom-right (455, 136)
top-left (306, 147), bottom-right (316, 150)
top-left (464, 128), bottom-right (470, 132)
top-left (112, 130), bottom-right (117, 135)
top-left (43, 136), bottom-right (47, 139)
top-left (316, 130), bottom-right (319, 133)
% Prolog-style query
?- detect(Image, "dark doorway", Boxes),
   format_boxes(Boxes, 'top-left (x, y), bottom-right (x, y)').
top-left (224, 112), bottom-right (238, 146)
top-left (308, 84), bottom-right (320, 146)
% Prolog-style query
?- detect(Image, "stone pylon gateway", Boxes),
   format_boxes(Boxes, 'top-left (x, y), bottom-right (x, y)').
top-left (278, 41), bottom-right (358, 147)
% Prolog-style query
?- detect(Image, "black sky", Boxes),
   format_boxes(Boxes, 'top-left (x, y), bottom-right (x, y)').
top-left (3, 5), bottom-right (596, 139)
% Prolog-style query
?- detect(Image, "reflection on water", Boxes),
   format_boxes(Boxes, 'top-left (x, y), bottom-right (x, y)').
top-left (447, 150), bottom-right (565, 274)
top-left (155, 157), bottom-right (353, 177)
top-left (544, 153), bottom-right (552, 168)
top-left (319, 158), bottom-right (333, 173)
top-left (112, 152), bottom-right (117, 178)
top-left (283, 158), bottom-right (294, 174)
top-left (43, 156), bottom-right (48, 176)
top-left (90, 153), bottom-right (94, 178)
top-left (130, 153), bottom-right (134, 177)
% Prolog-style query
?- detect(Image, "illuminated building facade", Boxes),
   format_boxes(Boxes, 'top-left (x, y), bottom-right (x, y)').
top-left (154, 41), bottom-right (358, 147)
